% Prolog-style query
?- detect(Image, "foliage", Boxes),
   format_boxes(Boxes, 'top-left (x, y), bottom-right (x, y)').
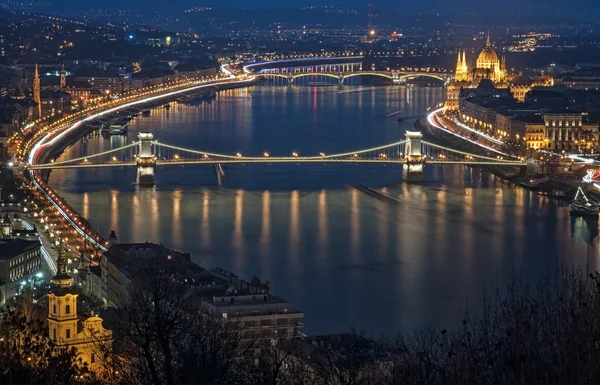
top-left (0, 307), bottom-right (98, 385)
top-left (111, 265), bottom-right (600, 385)
top-left (8, 262), bottom-right (600, 385)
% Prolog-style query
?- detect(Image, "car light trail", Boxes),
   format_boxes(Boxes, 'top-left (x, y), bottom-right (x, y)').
top-left (427, 108), bottom-right (512, 158)
top-left (27, 76), bottom-right (256, 253)
top-left (22, 219), bottom-right (57, 275)
top-left (452, 118), bottom-right (504, 145)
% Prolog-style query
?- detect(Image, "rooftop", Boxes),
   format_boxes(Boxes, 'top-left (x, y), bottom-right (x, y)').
top-left (0, 238), bottom-right (40, 259)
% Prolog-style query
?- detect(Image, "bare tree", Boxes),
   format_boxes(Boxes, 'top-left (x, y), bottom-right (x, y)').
top-left (0, 309), bottom-right (98, 385)
top-left (311, 330), bottom-right (380, 385)
top-left (118, 262), bottom-right (188, 385)
top-left (116, 257), bottom-right (261, 385)
top-left (175, 316), bottom-right (254, 385)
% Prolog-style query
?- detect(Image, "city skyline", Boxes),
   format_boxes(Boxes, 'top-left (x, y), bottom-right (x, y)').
top-left (30, 0), bottom-right (600, 13)
top-left (3, 1), bottom-right (600, 383)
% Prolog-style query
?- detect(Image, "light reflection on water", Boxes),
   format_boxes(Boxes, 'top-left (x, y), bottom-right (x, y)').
top-left (49, 85), bottom-right (600, 335)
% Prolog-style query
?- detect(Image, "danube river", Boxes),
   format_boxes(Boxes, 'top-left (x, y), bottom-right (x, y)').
top-left (49, 85), bottom-right (599, 336)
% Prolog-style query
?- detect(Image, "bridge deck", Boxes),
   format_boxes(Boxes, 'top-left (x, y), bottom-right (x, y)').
top-left (30, 158), bottom-right (525, 170)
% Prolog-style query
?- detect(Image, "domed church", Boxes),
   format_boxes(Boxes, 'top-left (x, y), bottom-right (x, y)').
top-left (447, 32), bottom-right (508, 110)
top-left (453, 32), bottom-right (507, 85)
top-left (474, 32), bottom-right (506, 83)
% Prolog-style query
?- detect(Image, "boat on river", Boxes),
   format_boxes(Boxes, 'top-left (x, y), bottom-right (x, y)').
top-left (538, 189), bottom-right (569, 199)
top-left (571, 187), bottom-right (599, 216)
top-left (109, 123), bottom-right (128, 135)
top-left (178, 88), bottom-right (217, 103)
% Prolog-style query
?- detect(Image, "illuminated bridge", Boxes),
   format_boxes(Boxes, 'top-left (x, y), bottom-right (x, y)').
top-left (30, 131), bottom-right (528, 185)
top-left (244, 56), bottom-right (452, 85)
top-left (253, 70), bottom-right (450, 85)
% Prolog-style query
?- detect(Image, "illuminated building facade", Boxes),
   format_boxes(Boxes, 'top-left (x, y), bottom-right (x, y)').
top-left (48, 241), bottom-right (112, 369)
top-left (542, 113), bottom-right (599, 151)
top-left (446, 33), bottom-right (508, 111)
top-left (0, 238), bottom-right (41, 304)
top-left (473, 33), bottom-right (506, 83)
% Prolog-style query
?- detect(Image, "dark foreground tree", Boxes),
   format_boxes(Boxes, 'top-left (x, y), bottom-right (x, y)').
top-left (0, 309), bottom-right (98, 385)
top-left (116, 257), bottom-right (260, 385)
top-left (110, 264), bottom-right (600, 385)
top-left (377, 268), bottom-right (600, 385)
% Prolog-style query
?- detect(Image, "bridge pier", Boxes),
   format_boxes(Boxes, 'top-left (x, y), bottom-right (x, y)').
top-left (137, 132), bottom-right (156, 187)
top-left (402, 131), bottom-right (424, 183)
top-left (525, 157), bottom-right (537, 177)
top-left (215, 164), bottom-right (225, 186)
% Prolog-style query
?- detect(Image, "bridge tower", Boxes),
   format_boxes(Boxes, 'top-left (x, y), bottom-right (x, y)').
top-left (137, 133), bottom-right (156, 186)
top-left (403, 131), bottom-right (424, 183)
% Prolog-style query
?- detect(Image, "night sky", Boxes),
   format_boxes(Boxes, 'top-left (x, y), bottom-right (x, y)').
top-left (40, 0), bottom-right (600, 13)
top-left (196, 0), bottom-right (597, 12)
top-left (206, 0), bottom-right (598, 9)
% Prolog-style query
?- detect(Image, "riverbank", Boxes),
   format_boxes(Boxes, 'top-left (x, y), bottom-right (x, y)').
top-left (35, 79), bottom-right (258, 173)
top-left (46, 84), bottom-right (597, 336)
top-left (418, 116), bottom-right (585, 197)
top-left (417, 117), bottom-right (522, 178)
top-left (23, 77), bottom-right (258, 256)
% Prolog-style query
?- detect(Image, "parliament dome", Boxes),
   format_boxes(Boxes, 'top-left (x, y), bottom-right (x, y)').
top-left (477, 47), bottom-right (500, 67)
top-left (476, 33), bottom-right (500, 69)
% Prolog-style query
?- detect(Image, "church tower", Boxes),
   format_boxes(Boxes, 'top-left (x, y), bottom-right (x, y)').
top-left (48, 240), bottom-right (78, 344)
top-left (455, 50), bottom-right (468, 81)
top-left (47, 240), bottom-right (113, 370)
top-left (60, 64), bottom-right (66, 89)
top-left (500, 53), bottom-right (507, 82)
top-left (33, 64), bottom-right (41, 119)
top-left (455, 51), bottom-right (462, 79)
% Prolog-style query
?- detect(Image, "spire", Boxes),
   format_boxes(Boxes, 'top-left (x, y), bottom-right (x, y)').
top-left (33, 64), bottom-right (41, 118)
top-left (456, 51), bottom-right (462, 73)
top-left (59, 237), bottom-right (64, 257)
top-left (51, 237), bottom-right (73, 289)
top-left (486, 30), bottom-right (491, 47)
top-left (60, 63), bottom-right (66, 89)
top-left (462, 49), bottom-right (467, 69)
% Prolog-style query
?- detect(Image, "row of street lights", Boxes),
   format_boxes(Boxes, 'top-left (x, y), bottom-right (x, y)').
top-left (19, 73), bottom-right (234, 258)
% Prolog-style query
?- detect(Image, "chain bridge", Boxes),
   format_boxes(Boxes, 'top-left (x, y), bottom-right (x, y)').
top-left (29, 131), bottom-right (529, 186)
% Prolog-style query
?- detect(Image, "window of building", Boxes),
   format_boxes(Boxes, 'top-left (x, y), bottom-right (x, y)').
top-left (53, 304), bottom-right (56, 314)
top-left (65, 304), bottom-right (70, 314)
top-left (91, 354), bottom-right (95, 364)
top-left (66, 329), bottom-right (71, 339)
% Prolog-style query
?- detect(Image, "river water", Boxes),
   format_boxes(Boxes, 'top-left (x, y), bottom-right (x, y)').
top-left (49, 85), bottom-right (600, 336)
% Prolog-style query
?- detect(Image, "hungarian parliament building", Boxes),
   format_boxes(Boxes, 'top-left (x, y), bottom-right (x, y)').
top-left (443, 34), bottom-right (600, 152)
